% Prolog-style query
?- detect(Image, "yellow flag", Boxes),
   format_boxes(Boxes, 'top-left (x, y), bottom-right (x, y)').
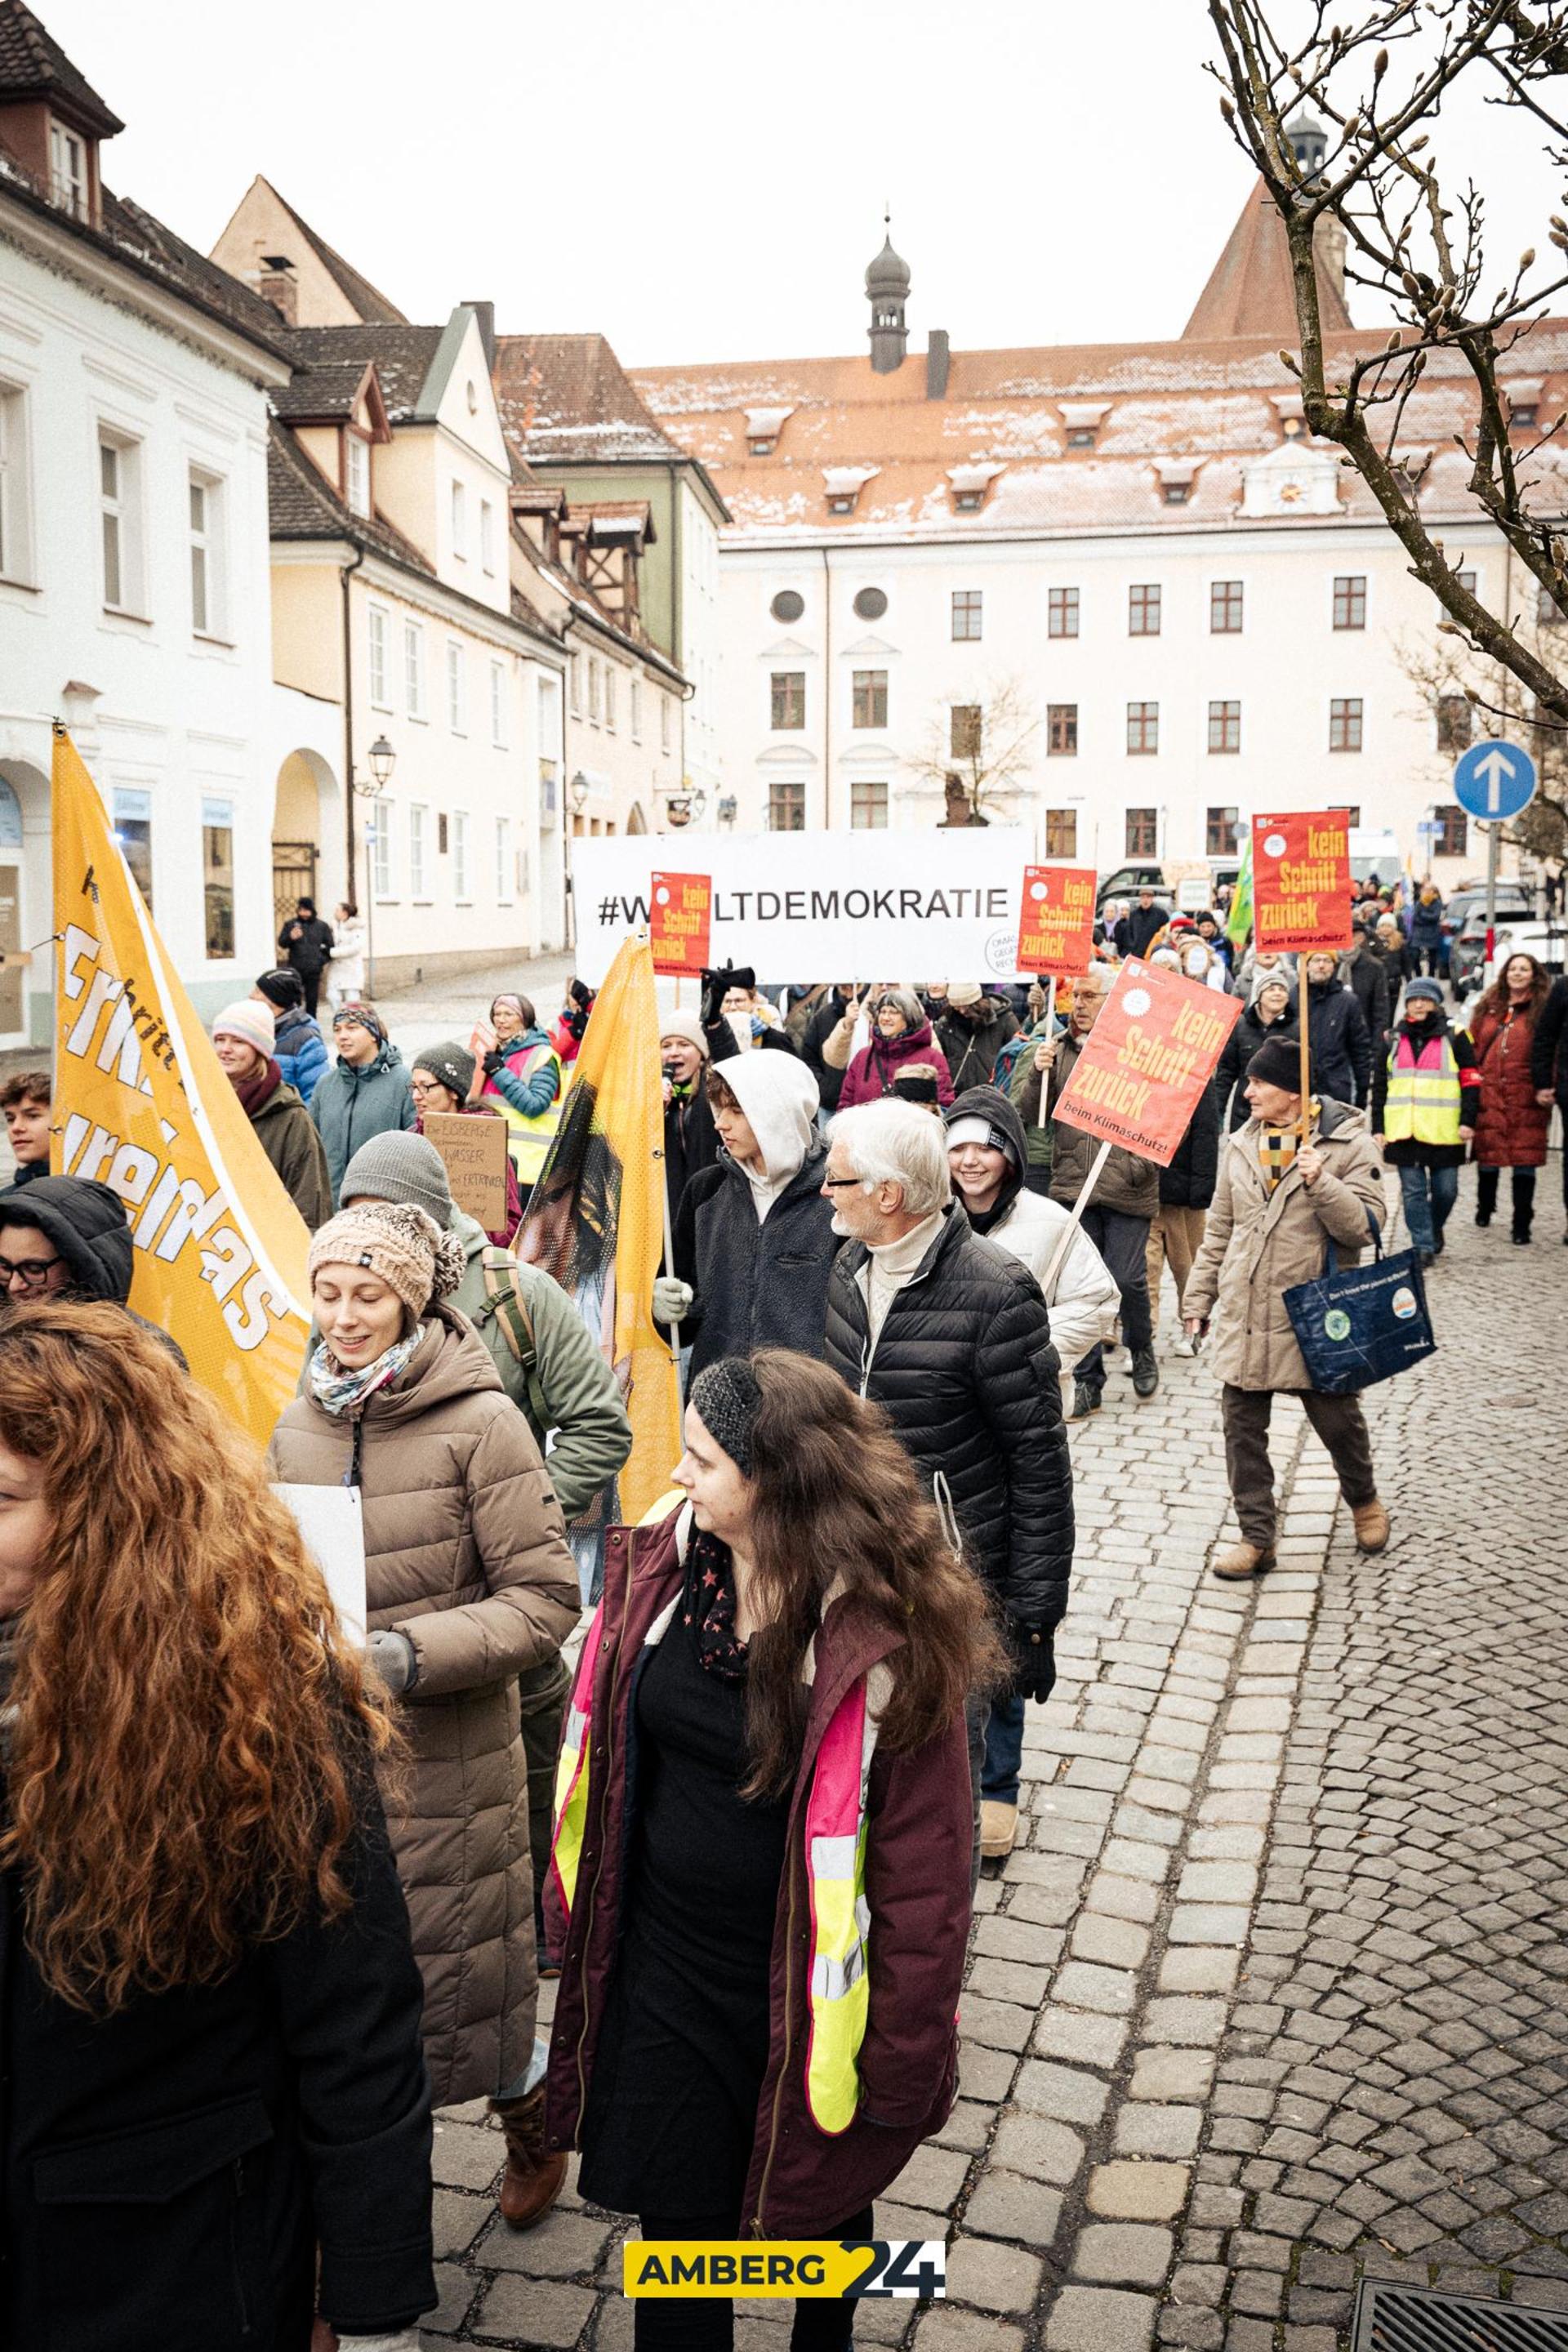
top-left (515, 934), bottom-right (679, 1525)
top-left (50, 727), bottom-right (311, 1447)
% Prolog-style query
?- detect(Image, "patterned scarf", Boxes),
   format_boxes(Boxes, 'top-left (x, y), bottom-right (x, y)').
top-left (1258, 1099), bottom-right (1321, 1192)
top-left (307, 1325), bottom-right (423, 1417)
top-left (680, 1529), bottom-right (750, 1682)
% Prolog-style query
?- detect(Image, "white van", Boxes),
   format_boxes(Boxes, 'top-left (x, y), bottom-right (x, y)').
top-left (1348, 828), bottom-right (1404, 886)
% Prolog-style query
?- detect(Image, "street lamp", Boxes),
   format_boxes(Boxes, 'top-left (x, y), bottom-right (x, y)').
top-left (564, 770), bottom-right (590, 952)
top-left (352, 734), bottom-right (396, 999)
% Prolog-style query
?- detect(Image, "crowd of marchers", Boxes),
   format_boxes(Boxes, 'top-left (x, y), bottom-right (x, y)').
top-left (0, 878), bottom-right (1564, 2352)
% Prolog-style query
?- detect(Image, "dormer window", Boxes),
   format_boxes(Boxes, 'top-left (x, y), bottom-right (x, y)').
top-left (1060, 401), bottom-right (1110, 453)
top-left (346, 434), bottom-right (369, 518)
top-left (1508, 379), bottom-right (1543, 430)
top-left (1156, 460), bottom-right (1197, 507)
top-left (49, 121), bottom-right (88, 220)
top-left (745, 407), bottom-right (793, 458)
top-left (1271, 391), bottom-right (1307, 440)
top-left (947, 463), bottom-right (1003, 514)
top-left (823, 466), bottom-right (877, 516)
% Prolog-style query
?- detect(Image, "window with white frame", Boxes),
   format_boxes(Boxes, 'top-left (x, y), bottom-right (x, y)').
top-left (408, 802), bottom-right (430, 897)
top-left (537, 673), bottom-right (562, 764)
top-left (569, 651), bottom-right (582, 715)
top-left (403, 619), bottom-right (425, 718)
top-left (114, 788), bottom-right (154, 907)
top-left (451, 809), bottom-right (470, 901)
top-left (490, 660), bottom-right (506, 746)
top-left (372, 796), bottom-right (394, 896)
top-left (605, 666), bottom-right (618, 733)
top-left (0, 383), bottom-right (32, 584)
top-left (661, 693), bottom-right (673, 754)
top-left (368, 605), bottom-right (390, 707)
top-left (344, 433), bottom-right (368, 518)
top-left (588, 659), bottom-right (601, 724)
top-left (451, 479), bottom-right (467, 559)
top-left (99, 431), bottom-right (142, 612)
top-left (447, 639), bottom-right (466, 734)
top-left (50, 121), bottom-right (87, 219)
top-left (496, 815), bottom-right (514, 902)
top-left (479, 499), bottom-right (495, 573)
top-left (188, 470), bottom-right (224, 638)
top-left (202, 797), bottom-right (235, 958)
top-left (630, 677), bottom-right (643, 740)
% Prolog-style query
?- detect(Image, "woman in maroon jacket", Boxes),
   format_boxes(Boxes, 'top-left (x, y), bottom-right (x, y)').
top-left (1470, 954), bottom-right (1554, 1243)
top-left (544, 1350), bottom-right (1001, 2351)
top-left (827, 987), bottom-right (956, 1108)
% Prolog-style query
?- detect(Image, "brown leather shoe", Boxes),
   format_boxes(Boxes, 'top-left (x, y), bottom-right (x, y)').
top-left (980, 1800), bottom-right (1018, 1860)
top-left (1352, 1498), bottom-right (1390, 1553)
top-left (1212, 1539), bottom-right (1276, 1580)
top-left (492, 2085), bottom-right (567, 2231)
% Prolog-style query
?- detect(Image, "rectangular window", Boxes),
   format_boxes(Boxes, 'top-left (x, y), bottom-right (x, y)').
top-left (1048, 586), bottom-right (1079, 639)
top-left (630, 678), bottom-right (643, 740)
top-left (1332, 573), bottom-right (1366, 630)
top-left (771, 670), bottom-right (806, 729)
top-left (605, 666), bottom-right (618, 733)
top-left (1343, 805), bottom-right (1361, 826)
top-left (768, 778), bottom-right (806, 831)
top-left (451, 809), bottom-right (470, 902)
top-left (447, 640), bottom-right (466, 734)
top-left (1436, 804), bottom-right (1468, 858)
top-left (1455, 568), bottom-right (1477, 598)
top-left (1045, 808), bottom-right (1078, 858)
top-left (490, 659), bottom-right (506, 746)
top-left (1047, 702), bottom-right (1078, 755)
top-left (114, 788), bottom-right (154, 908)
top-left (951, 589), bottom-right (983, 641)
top-left (661, 694), bottom-right (673, 754)
top-left (1208, 698), bottom-right (1241, 754)
top-left (1437, 693), bottom-right (1472, 752)
top-left (99, 432), bottom-right (141, 612)
top-left (1125, 806), bottom-right (1158, 858)
top-left (451, 479), bottom-right (466, 559)
top-left (403, 619), bottom-right (425, 719)
top-left (189, 470), bottom-right (224, 637)
top-left (1329, 695), bottom-right (1363, 752)
top-left (50, 120), bottom-right (87, 219)
top-left (1126, 700), bottom-right (1159, 755)
top-left (1206, 804), bottom-right (1240, 857)
top-left (372, 797), bottom-right (394, 897)
top-left (852, 669), bottom-right (889, 728)
top-left (479, 498), bottom-right (495, 572)
top-left (568, 651), bottom-right (582, 715)
top-left (408, 803), bottom-right (429, 898)
top-left (346, 433), bottom-right (369, 517)
top-left (202, 796), bottom-right (234, 958)
top-left (851, 780), bottom-right (889, 828)
top-left (1210, 579), bottom-right (1244, 633)
top-left (368, 605), bottom-right (390, 707)
top-left (950, 704), bottom-right (982, 759)
top-left (587, 658), bottom-right (601, 724)
top-left (496, 816), bottom-right (514, 903)
top-left (1129, 583), bottom-right (1161, 635)
top-left (0, 384), bottom-right (31, 583)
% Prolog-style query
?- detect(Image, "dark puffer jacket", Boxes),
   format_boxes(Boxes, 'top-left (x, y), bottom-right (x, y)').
top-left (1339, 940), bottom-right (1392, 1049)
top-left (822, 1207), bottom-right (1073, 1633)
top-left (0, 1175), bottom-right (188, 1365)
top-left (1530, 975), bottom-right (1568, 1105)
top-left (666, 1140), bottom-right (840, 1377)
top-left (933, 997), bottom-right (1020, 1094)
top-left (1160, 1081), bottom-right (1220, 1210)
top-left (1306, 978), bottom-right (1373, 1108)
top-left (1214, 1000), bottom-right (1299, 1129)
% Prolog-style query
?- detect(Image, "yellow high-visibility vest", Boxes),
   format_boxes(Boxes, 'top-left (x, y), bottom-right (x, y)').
top-left (1383, 1031), bottom-right (1461, 1146)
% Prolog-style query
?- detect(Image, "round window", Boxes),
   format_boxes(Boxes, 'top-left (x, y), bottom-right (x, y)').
top-left (771, 589), bottom-right (805, 623)
top-left (853, 586), bottom-right (889, 620)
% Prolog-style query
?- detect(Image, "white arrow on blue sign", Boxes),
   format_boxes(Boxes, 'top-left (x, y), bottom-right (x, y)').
top-left (1452, 737), bottom-right (1538, 822)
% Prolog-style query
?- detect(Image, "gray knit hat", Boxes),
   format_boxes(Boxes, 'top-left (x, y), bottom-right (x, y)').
top-left (415, 1038), bottom-right (477, 1101)
top-left (689, 1357), bottom-right (763, 1476)
top-left (341, 1130), bottom-right (454, 1229)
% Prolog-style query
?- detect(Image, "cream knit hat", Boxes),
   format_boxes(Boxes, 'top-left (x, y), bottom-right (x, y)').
top-left (307, 1200), bottom-right (465, 1323)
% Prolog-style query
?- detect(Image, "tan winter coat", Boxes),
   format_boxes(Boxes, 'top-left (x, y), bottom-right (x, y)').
top-left (1183, 1098), bottom-right (1385, 1392)
top-left (268, 1304), bottom-right (579, 2106)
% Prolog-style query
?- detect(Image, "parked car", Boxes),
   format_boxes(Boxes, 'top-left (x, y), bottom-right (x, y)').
top-left (1096, 863), bottom-right (1166, 912)
top-left (1444, 889), bottom-right (1535, 994)
top-left (1450, 905), bottom-right (1560, 997)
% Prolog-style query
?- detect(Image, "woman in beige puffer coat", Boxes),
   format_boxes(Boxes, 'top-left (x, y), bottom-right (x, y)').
top-left (268, 1198), bottom-right (579, 2229)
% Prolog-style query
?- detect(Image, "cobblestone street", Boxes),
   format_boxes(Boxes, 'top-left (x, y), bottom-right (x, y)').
top-left (421, 1159), bottom-right (1568, 2351)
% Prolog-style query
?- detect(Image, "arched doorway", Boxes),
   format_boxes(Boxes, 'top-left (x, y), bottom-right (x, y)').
top-left (626, 801), bottom-right (648, 835)
top-left (0, 760), bottom-right (49, 1049)
top-left (271, 751), bottom-right (341, 935)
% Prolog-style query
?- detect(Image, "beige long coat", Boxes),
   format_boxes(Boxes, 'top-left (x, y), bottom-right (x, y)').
top-left (269, 1305), bottom-right (578, 2106)
top-left (1183, 1100), bottom-right (1385, 1392)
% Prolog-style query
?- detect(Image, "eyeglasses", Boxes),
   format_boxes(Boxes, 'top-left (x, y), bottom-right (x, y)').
top-left (0, 1253), bottom-right (62, 1287)
top-left (409, 1079), bottom-right (443, 1096)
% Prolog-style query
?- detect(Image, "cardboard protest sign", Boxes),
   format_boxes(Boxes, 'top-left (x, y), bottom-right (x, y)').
top-left (1017, 865), bottom-right (1097, 977)
top-left (1054, 958), bottom-right (1241, 1168)
top-left (649, 872), bottom-right (712, 975)
top-left (1252, 810), bottom-right (1353, 954)
top-left (425, 1111), bottom-right (510, 1231)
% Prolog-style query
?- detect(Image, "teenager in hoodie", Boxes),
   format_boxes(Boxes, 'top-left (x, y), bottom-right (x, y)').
top-left (0, 1175), bottom-right (187, 1365)
top-left (653, 1053), bottom-right (839, 1378)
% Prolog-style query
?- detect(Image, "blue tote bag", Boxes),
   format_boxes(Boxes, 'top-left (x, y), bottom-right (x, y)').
top-left (1282, 1205), bottom-right (1437, 1395)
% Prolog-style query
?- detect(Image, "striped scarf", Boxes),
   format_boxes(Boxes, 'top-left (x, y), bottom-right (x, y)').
top-left (1258, 1100), bottom-right (1321, 1191)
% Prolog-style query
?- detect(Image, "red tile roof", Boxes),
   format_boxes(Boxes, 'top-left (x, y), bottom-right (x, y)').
top-left (1183, 176), bottom-right (1352, 342)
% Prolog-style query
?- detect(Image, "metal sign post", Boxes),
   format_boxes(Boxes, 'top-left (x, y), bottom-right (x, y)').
top-left (1451, 741), bottom-right (1539, 988)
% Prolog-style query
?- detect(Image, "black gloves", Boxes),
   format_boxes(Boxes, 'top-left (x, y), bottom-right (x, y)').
top-left (1007, 1619), bottom-right (1058, 1706)
top-left (701, 963), bottom-right (750, 1027)
top-left (569, 978), bottom-right (593, 1011)
top-left (483, 1049), bottom-right (506, 1076)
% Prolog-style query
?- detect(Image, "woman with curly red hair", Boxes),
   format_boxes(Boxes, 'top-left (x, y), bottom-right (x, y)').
top-left (0, 1299), bottom-right (434, 2351)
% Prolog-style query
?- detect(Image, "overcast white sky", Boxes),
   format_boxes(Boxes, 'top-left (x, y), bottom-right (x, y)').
top-left (41, 0), bottom-right (1564, 365)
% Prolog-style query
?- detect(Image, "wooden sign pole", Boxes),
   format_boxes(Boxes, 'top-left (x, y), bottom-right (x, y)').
top-left (1042, 1139), bottom-right (1111, 1294)
top-left (1299, 1013), bottom-right (1313, 1147)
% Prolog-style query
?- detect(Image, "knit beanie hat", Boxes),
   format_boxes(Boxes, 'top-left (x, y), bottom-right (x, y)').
top-left (416, 1039), bottom-right (477, 1101)
top-left (689, 1357), bottom-right (763, 1476)
top-left (1246, 1033), bottom-right (1303, 1092)
top-left (254, 967), bottom-right (305, 1012)
top-left (213, 1000), bottom-right (275, 1058)
top-left (1405, 978), bottom-right (1445, 1006)
top-left (308, 1200), bottom-right (465, 1322)
top-left (341, 1131), bottom-right (455, 1229)
top-left (659, 1009), bottom-right (710, 1059)
top-left (947, 982), bottom-right (984, 1009)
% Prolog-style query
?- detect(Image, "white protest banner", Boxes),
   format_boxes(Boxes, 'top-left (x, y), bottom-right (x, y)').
top-left (572, 829), bottom-right (1032, 988)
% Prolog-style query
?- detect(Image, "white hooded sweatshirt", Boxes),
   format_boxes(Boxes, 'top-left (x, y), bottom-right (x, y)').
top-left (716, 1050), bottom-right (822, 1221)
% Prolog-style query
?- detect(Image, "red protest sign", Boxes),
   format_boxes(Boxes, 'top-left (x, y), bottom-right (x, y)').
top-left (1054, 958), bottom-right (1241, 1168)
top-left (1252, 811), bottom-right (1353, 955)
top-left (649, 872), bottom-right (711, 975)
top-left (1018, 864), bottom-right (1097, 977)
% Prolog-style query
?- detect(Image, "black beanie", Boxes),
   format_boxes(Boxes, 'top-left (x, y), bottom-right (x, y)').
top-left (256, 966), bottom-right (305, 1011)
top-left (1246, 1033), bottom-right (1303, 1092)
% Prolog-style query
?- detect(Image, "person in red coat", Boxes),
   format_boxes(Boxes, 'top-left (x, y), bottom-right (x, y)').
top-left (825, 987), bottom-right (956, 1107)
top-left (1469, 954), bottom-right (1555, 1243)
top-left (544, 1350), bottom-right (1000, 2351)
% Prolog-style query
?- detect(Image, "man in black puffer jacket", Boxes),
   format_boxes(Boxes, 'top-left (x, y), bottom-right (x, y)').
top-left (1303, 952), bottom-right (1373, 1107)
top-left (821, 1098), bottom-right (1074, 1874)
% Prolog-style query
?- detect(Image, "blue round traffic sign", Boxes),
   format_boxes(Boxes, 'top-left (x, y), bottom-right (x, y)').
top-left (1452, 738), bottom-right (1538, 822)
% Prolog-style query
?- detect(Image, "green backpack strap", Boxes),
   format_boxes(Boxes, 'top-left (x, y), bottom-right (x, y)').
top-left (479, 1249), bottom-right (551, 1435)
